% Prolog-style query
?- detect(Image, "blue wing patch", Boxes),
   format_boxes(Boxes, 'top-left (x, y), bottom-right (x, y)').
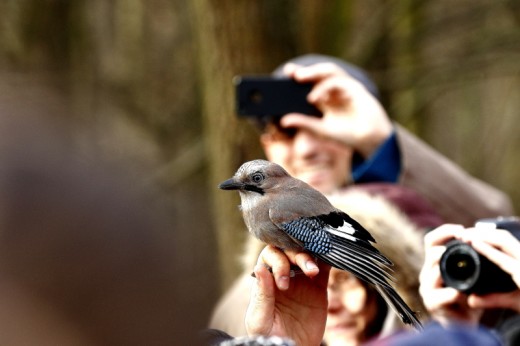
top-left (281, 217), bottom-right (332, 254)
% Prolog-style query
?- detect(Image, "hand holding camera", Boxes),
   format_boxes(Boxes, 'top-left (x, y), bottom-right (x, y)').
top-left (420, 219), bottom-right (520, 326)
top-left (440, 218), bottom-right (520, 296)
top-left (454, 222), bottom-right (520, 312)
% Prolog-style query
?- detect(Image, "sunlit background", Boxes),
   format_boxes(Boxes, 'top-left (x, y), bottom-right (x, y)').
top-left (1, 0), bottom-right (519, 338)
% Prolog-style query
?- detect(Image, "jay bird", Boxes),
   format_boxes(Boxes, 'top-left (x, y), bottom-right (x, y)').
top-left (219, 159), bottom-right (422, 330)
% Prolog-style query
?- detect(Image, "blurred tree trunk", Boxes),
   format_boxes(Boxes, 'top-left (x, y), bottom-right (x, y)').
top-left (190, 0), bottom-right (275, 291)
top-left (189, 0), bottom-right (351, 291)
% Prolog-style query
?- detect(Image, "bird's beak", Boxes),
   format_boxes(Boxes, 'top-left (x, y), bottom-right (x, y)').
top-left (218, 178), bottom-right (243, 191)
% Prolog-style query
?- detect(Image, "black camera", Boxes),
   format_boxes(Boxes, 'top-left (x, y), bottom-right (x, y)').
top-left (440, 217), bottom-right (520, 295)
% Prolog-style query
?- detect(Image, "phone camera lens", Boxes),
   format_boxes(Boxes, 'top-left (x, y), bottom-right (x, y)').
top-left (249, 90), bottom-right (263, 104)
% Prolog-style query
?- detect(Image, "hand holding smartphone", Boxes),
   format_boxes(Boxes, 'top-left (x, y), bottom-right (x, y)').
top-left (234, 76), bottom-right (321, 118)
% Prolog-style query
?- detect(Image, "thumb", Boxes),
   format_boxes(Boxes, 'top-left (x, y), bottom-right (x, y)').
top-left (280, 114), bottom-right (326, 135)
top-left (246, 264), bottom-right (276, 336)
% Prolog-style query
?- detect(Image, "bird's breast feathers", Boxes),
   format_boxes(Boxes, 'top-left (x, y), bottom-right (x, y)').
top-left (238, 190), bottom-right (264, 213)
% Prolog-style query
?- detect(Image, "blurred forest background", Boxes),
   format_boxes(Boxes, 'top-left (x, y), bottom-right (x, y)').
top-left (1, 0), bottom-right (519, 333)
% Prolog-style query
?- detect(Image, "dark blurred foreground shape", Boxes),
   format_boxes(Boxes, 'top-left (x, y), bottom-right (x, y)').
top-left (0, 116), bottom-right (207, 345)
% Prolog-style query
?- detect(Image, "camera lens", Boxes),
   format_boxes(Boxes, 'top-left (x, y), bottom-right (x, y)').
top-left (440, 240), bottom-right (481, 293)
top-left (444, 252), bottom-right (477, 281)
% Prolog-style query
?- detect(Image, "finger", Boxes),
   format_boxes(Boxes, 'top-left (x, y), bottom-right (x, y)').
top-left (423, 245), bottom-right (447, 268)
top-left (470, 239), bottom-right (520, 285)
top-left (252, 264), bottom-right (276, 302)
top-left (307, 76), bottom-right (353, 106)
top-left (282, 63), bottom-right (302, 77)
top-left (419, 263), bottom-right (445, 290)
top-left (258, 246), bottom-right (292, 290)
top-left (292, 63), bottom-right (346, 83)
top-left (424, 224), bottom-right (464, 248)
top-left (246, 264), bottom-right (276, 336)
top-left (280, 248), bottom-right (325, 280)
top-left (422, 287), bottom-right (462, 311)
top-left (461, 228), bottom-right (520, 260)
top-left (420, 246), bottom-right (447, 287)
top-left (257, 246), bottom-right (322, 290)
top-left (468, 291), bottom-right (520, 312)
top-left (420, 265), bottom-right (455, 310)
top-left (279, 114), bottom-right (326, 135)
top-left (291, 250), bottom-right (320, 278)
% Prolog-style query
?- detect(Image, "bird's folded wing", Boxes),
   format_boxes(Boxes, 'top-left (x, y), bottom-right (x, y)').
top-left (272, 210), bottom-right (395, 287)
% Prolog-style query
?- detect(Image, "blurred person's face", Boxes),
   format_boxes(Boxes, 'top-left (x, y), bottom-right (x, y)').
top-left (260, 122), bottom-right (352, 194)
top-left (324, 269), bottom-right (378, 346)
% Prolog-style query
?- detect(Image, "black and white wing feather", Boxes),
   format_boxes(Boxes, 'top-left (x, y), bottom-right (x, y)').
top-left (279, 210), bottom-right (422, 329)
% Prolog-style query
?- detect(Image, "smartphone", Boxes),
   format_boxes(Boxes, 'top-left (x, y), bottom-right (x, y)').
top-left (234, 76), bottom-right (321, 118)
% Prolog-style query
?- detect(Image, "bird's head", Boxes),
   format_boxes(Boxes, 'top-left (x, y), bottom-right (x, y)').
top-left (218, 159), bottom-right (290, 195)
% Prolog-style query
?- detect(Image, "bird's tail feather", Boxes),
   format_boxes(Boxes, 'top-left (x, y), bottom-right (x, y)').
top-left (326, 250), bottom-right (391, 287)
top-left (318, 234), bottom-right (422, 330)
top-left (375, 285), bottom-right (423, 331)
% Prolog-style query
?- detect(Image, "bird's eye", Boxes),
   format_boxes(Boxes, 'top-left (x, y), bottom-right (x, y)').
top-left (251, 172), bottom-right (264, 183)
